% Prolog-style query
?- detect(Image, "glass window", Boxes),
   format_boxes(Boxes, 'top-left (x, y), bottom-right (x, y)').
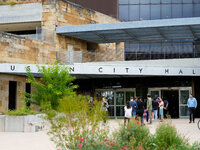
top-left (183, 4), bottom-right (193, 17)
top-left (172, 4), bottom-right (182, 18)
top-left (119, 5), bottom-right (129, 21)
top-left (140, 5), bottom-right (150, 20)
top-left (161, 0), bottom-right (171, 3)
top-left (129, 0), bottom-right (139, 4)
top-left (194, 4), bottom-right (200, 17)
top-left (129, 5), bottom-right (139, 21)
top-left (151, 0), bottom-right (160, 4)
top-left (194, 0), bottom-right (200, 3)
top-left (172, 0), bottom-right (183, 3)
top-left (151, 5), bottom-right (161, 19)
top-left (140, 0), bottom-right (150, 4)
top-left (161, 4), bottom-right (172, 19)
top-left (119, 0), bottom-right (128, 4)
top-left (183, 0), bottom-right (193, 3)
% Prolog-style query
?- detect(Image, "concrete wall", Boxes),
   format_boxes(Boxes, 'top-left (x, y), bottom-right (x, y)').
top-left (0, 3), bottom-right (42, 24)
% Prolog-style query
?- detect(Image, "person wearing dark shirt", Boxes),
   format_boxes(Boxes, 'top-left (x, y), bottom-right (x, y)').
top-left (136, 97), bottom-right (145, 124)
top-left (163, 97), bottom-right (169, 119)
top-left (152, 98), bottom-right (158, 121)
top-left (129, 97), bottom-right (138, 118)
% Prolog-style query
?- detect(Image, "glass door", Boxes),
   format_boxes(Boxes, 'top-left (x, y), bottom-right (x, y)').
top-left (116, 91), bottom-right (125, 117)
top-left (179, 89), bottom-right (190, 117)
top-left (96, 88), bottom-right (136, 118)
top-left (96, 90), bottom-right (115, 117)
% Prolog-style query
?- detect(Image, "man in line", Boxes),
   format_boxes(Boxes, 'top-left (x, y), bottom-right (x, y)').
top-left (187, 94), bottom-right (197, 123)
top-left (130, 97), bottom-right (137, 118)
top-left (147, 95), bottom-right (153, 124)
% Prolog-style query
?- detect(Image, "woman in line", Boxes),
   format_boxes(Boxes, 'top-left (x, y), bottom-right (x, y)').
top-left (137, 97), bottom-right (145, 125)
top-left (159, 98), bottom-right (164, 122)
top-left (124, 101), bottom-right (132, 126)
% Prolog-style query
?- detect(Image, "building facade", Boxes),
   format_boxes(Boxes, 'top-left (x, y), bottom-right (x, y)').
top-left (0, 0), bottom-right (199, 119)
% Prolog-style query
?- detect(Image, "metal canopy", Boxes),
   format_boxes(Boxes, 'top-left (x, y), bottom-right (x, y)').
top-left (56, 17), bottom-right (200, 43)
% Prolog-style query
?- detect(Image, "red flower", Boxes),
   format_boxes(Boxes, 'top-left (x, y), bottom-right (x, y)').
top-left (137, 122), bottom-right (140, 124)
top-left (77, 138), bottom-right (81, 140)
top-left (104, 138), bottom-right (108, 142)
top-left (110, 142), bottom-right (114, 146)
top-left (137, 146), bottom-right (142, 150)
top-left (105, 145), bottom-right (108, 148)
top-left (78, 143), bottom-right (82, 147)
top-left (123, 146), bottom-right (128, 149)
top-left (80, 138), bottom-right (84, 142)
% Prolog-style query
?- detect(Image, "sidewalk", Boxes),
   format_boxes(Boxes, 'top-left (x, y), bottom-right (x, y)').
top-left (0, 119), bottom-right (199, 150)
top-left (107, 118), bottom-right (200, 144)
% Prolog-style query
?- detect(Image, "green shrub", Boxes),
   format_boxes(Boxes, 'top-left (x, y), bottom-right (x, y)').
top-left (154, 122), bottom-right (190, 150)
top-left (5, 105), bottom-right (38, 116)
top-left (114, 119), bottom-right (154, 150)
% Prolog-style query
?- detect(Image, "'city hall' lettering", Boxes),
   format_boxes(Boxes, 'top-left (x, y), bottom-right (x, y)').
top-left (3, 65), bottom-right (199, 76)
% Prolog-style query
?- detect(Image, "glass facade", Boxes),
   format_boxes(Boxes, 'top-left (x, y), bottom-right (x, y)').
top-left (118, 0), bottom-right (200, 60)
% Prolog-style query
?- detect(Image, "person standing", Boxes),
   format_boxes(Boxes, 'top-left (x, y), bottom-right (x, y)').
top-left (159, 98), bottom-right (164, 122)
top-left (124, 101), bottom-right (132, 126)
top-left (101, 96), bottom-right (109, 125)
top-left (136, 97), bottom-right (145, 124)
top-left (147, 95), bottom-right (153, 124)
top-left (152, 98), bottom-right (158, 121)
top-left (187, 94), bottom-right (197, 123)
top-left (163, 97), bottom-right (169, 119)
top-left (130, 97), bottom-right (137, 118)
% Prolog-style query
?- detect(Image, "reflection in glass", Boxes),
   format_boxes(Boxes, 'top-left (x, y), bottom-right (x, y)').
top-left (151, 91), bottom-right (159, 99)
top-left (180, 90), bottom-right (189, 104)
top-left (180, 106), bottom-right (189, 116)
top-left (116, 92), bottom-right (124, 105)
top-left (108, 106), bottom-right (115, 116)
top-left (116, 106), bottom-right (124, 116)
top-left (126, 92), bottom-right (135, 102)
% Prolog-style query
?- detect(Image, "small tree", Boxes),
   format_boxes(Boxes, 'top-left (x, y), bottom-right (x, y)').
top-left (25, 61), bottom-right (77, 110)
top-left (26, 62), bottom-right (107, 150)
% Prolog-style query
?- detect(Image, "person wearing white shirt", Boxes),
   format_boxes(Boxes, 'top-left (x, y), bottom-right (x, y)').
top-left (124, 101), bottom-right (132, 125)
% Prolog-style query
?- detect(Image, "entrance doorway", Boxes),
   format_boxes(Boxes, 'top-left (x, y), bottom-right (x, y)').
top-left (148, 87), bottom-right (191, 118)
top-left (9, 81), bottom-right (17, 110)
top-left (96, 88), bottom-right (136, 118)
top-left (161, 90), bottom-right (179, 118)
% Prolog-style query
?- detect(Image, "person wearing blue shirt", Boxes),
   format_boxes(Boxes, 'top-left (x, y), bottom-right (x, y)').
top-left (129, 97), bottom-right (137, 118)
top-left (187, 94), bottom-right (197, 123)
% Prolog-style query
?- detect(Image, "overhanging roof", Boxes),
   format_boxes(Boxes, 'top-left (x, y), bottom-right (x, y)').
top-left (56, 17), bottom-right (200, 43)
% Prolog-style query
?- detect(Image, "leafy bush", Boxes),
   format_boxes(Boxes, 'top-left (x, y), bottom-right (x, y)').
top-left (26, 61), bottom-right (77, 110)
top-left (154, 122), bottom-right (190, 150)
top-left (114, 119), bottom-right (154, 150)
top-left (46, 94), bottom-right (106, 150)
top-left (5, 105), bottom-right (38, 116)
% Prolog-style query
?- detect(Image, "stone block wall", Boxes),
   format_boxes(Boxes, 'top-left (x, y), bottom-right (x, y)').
top-left (0, 32), bottom-right (56, 64)
top-left (0, 74), bottom-right (26, 112)
top-left (42, 0), bottom-right (124, 63)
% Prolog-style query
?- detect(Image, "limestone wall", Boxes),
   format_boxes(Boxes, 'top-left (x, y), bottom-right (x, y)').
top-left (0, 32), bottom-right (56, 64)
top-left (42, 0), bottom-right (124, 62)
top-left (0, 74), bottom-right (26, 112)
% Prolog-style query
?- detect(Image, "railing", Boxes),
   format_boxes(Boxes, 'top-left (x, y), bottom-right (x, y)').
top-left (125, 44), bottom-right (200, 60)
top-left (56, 48), bottom-right (200, 64)
top-left (19, 27), bottom-right (55, 44)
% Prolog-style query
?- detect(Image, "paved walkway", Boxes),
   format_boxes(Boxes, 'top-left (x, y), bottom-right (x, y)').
top-left (0, 119), bottom-right (199, 150)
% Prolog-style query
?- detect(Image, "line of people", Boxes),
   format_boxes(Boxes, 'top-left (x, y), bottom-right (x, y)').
top-left (124, 95), bottom-right (169, 125)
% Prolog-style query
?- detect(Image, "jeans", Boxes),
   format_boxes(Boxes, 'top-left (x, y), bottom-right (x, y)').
top-left (153, 109), bottom-right (158, 120)
top-left (148, 110), bottom-right (152, 123)
top-left (159, 109), bottom-right (163, 119)
top-left (132, 110), bottom-right (136, 117)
